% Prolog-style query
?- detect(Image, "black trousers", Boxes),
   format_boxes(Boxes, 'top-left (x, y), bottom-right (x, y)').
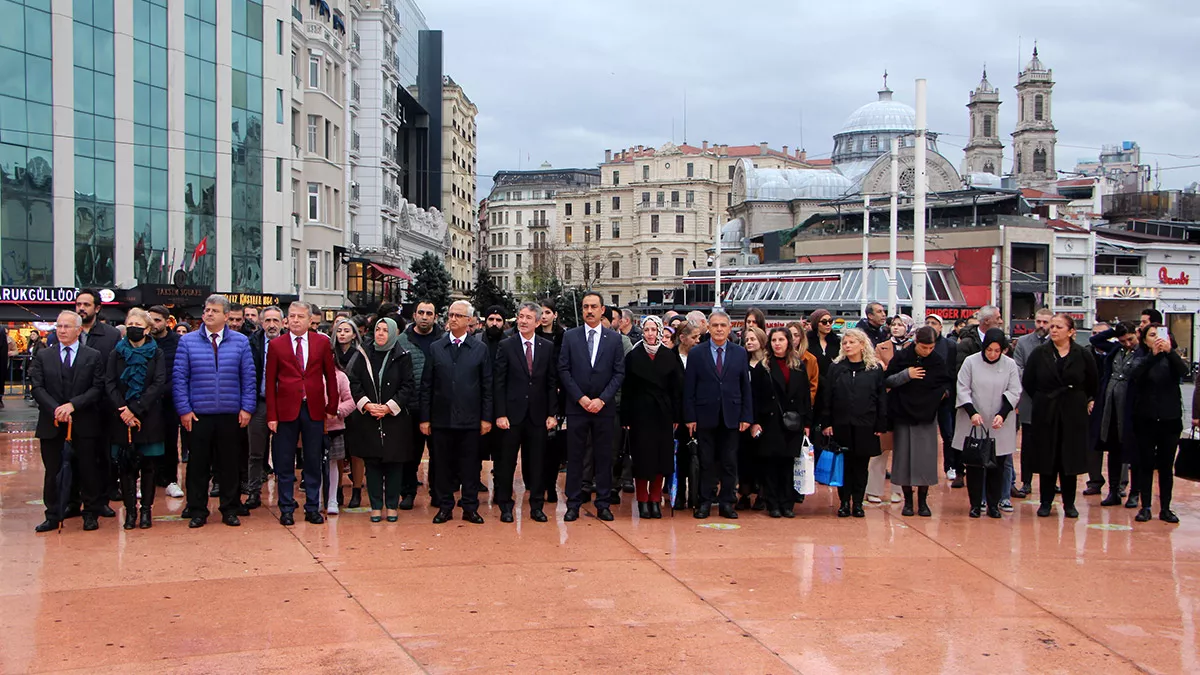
top-left (272, 406), bottom-right (325, 515)
top-left (966, 463), bottom-right (1004, 510)
top-left (120, 454), bottom-right (157, 511)
top-left (157, 407), bottom-right (180, 487)
top-left (1135, 417), bottom-right (1181, 511)
top-left (760, 456), bottom-right (795, 509)
top-left (185, 414), bottom-right (243, 518)
top-left (495, 418), bottom-right (546, 509)
top-left (41, 435), bottom-right (102, 521)
top-left (432, 428), bottom-right (481, 512)
top-left (1039, 451), bottom-right (1077, 508)
top-left (363, 457), bottom-right (403, 510)
top-left (566, 413), bottom-right (614, 509)
top-left (542, 423), bottom-right (565, 498)
top-left (838, 454), bottom-right (871, 506)
top-left (696, 415), bottom-right (740, 507)
top-left (1020, 424), bottom-right (1036, 486)
top-left (738, 432), bottom-right (760, 498)
top-left (402, 416), bottom-right (431, 499)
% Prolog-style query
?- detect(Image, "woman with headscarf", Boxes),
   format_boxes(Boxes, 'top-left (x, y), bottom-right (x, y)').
top-left (1022, 314), bottom-right (1099, 518)
top-left (105, 308), bottom-right (168, 529)
top-left (953, 328), bottom-right (1022, 518)
top-left (621, 315), bottom-right (684, 519)
top-left (346, 317), bottom-right (416, 522)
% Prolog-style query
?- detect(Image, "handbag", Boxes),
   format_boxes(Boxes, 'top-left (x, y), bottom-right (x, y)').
top-left (961, 425), bottom-right (997, 469)
top-left (774, 388), bottom-right (803, 432)
top-left (793, 435), bottom-right (816, 495)
top-left (1176, 427), bottom-right (1200, 482)
top-left (814, 442), bottom-right (844, 487)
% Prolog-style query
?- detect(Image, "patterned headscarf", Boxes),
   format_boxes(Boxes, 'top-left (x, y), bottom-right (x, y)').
top-left (641, 315), bottom-right (664, 356)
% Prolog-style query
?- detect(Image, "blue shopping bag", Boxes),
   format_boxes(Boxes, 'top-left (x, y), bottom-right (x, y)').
top-left (665, 440), bottom-right (679, 505)
top-left (814, 445), bottom-right (844, 487)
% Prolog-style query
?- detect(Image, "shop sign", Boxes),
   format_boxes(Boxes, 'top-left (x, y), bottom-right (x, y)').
top-left (1096, 285), bottom-right (1158, 300)
top-left (222, 292), bottom-right (300, 308)
top-left (1158, 266), bottom-right (1192, 286)
top-left (0, 286), bottom-right (78, 304)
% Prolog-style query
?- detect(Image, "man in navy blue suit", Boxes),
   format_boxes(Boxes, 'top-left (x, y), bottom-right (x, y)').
top-left (683, 310), bottom-right (753, 519)
top-left (557, 292), bottom-right (625, 522)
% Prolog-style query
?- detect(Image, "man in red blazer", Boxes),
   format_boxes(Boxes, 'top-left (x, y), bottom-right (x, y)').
top-left (266, 302), bottom-right (338, 525)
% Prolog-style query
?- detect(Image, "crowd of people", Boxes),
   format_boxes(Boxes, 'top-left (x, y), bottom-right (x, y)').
top-left (26, 289), bottom-right (1194, 533)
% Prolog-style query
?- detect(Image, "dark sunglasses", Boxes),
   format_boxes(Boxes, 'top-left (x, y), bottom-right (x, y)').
top-left (818, 319), bottom-right (833, 325)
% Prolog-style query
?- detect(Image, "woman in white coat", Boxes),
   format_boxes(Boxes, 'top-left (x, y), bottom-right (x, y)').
top-left (953, 328), bottom-right (1022, 519)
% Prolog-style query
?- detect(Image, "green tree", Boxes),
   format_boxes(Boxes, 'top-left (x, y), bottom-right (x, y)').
top-left (554, 284), bottom-right (588, 329)
top-left (469, 268), bottom-right (517, 318)
top-left (408, 251), bottom-right (452, 311)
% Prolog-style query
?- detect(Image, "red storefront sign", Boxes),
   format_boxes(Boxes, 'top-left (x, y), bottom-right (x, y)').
top-left (1158, 266), bottom-right (1191, 286)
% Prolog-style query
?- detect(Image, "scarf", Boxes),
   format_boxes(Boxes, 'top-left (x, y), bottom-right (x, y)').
top-left (981, 328), bottom-right (1007, 363)
top-left (332, 317), bottom-right (358, 368)
top-left (373, 317), bottom-right (399, 352)
top-left (116, 337), bottom-right (157, 401)
top-left (641, 315), bottom-right (663, 357)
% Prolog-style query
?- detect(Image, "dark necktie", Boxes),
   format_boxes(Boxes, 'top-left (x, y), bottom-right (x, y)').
top-left (210, 333), bottom-right (219, 371)
top-left (63, 345), bottom-right (72, 369)
top-left (587, 329), bottom-right (596, 366)
top-left (525, 340), bottom-right (533, 375)
top-left (716, 346), bottom-right (724, 376)
top-left (295, 336), bottom-right (307, 400)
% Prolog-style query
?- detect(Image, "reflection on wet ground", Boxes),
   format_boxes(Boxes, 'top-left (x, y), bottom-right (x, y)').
top-left (1, 403), bottom-right (1197, 673)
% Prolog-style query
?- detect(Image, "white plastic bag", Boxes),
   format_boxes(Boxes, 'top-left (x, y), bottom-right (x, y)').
top-left (794, 435), bottom-right (816, 495)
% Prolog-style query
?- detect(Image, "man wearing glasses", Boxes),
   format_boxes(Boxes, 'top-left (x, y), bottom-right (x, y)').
top-left (419, 301), bottom-right (493, 524)
top-left (403, 301), bottom-right (444, 504)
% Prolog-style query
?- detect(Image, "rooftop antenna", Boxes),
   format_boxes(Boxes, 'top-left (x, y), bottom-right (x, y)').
top-left (1017, 36), bottom-right (1021, 73)
top-left (683, 88), bottom-right (687, 145)
top-left (799, 109), bottom-right (805, 154)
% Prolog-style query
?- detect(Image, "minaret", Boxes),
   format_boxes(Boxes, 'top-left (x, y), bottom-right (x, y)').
top-left (963, 66), bottom-right (1003, 176)
top-left (1011, 46), bottom-right (1058, 188)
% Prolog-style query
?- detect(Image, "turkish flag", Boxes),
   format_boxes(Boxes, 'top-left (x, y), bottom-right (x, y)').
top-left (188, 236), bottom-right (208, 272)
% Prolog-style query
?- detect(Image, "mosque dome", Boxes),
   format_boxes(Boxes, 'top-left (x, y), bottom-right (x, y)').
top-left (734, 160), bottom-right (855, 203)
top-left (839, 89), bottom-right (916, 134)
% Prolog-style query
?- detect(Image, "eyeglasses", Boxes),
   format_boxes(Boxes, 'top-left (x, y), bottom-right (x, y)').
top-left (818, 319), bottom-right (833, 325)
top-left (447, 312), bottom-right (468, 319)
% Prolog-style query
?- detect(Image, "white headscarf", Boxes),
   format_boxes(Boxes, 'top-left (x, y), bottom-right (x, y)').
top-left (641, 315), bottom-right (664, 356)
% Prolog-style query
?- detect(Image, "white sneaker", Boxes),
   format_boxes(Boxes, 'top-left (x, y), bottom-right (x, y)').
top-left (890, 493), bottom-right (903, 504)
top-left (866, 495), bottom-right (882, 504)
top-left (946, 468), bottom-right (957, 481)
top-left (166, 482), bottom-right (184, 498)
top-left (327, 503), bottom-right (339, 515)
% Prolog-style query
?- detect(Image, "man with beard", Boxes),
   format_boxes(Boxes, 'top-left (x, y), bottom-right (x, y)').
top-left (402, 301), bottom-right (444, 504)
top-left (1012, 308), bottom-right (1052, 498)
top-left (243, 306), bottom-right (259, 331)
top-left (147, 306), bottom-right (185, 499)
top-left (477, 306), bottom-right (508, 492)
top-left (228, 303), bottom-right (252, 336)
top-left (246, 306), bottom-right (284, 509)
top-left (855, 302), bottom-right (890, 347)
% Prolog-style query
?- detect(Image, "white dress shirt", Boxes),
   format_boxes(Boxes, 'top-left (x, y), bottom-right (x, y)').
top-left (586, 326), bottom-right (600, 367)
top-left (289, 330), bottom-right (309, 368)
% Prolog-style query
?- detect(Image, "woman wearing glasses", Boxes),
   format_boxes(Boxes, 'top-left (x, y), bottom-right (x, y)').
top-left (806, 309), bottom-right (839, 377)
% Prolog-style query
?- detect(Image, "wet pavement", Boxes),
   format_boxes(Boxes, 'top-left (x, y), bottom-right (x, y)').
top-left (2, 397), bottom-right (1199, 673)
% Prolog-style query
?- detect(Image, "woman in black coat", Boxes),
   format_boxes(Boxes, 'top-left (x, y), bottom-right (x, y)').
top-left (106, 308), bottom-right (168, 530)
top-left (621, 316), bottom-right (683, 519)
top-left (819, 328), bottom-right (887, 518)
top-left (750, 328), bottom-right (811, 518)
top-left (347, 317), bottom-right (415, 523)
top-left (884, 327), bottom-right (953, 517)
top-left (1129, 323), bottom-right (1188, 524)
top-left (1021, 314), bottom-right (1099, 519)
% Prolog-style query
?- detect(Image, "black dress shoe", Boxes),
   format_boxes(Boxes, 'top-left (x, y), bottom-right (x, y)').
top-left (1135, 507), bottom-right (1151, 522)
top-left (279, 512), bottom-right (294, 526)
top-left (1161, 509), bottom-right (1180, 524)
top-left (139, 509), bottom-right (153, 529)
top-left (304, 512), bottom-right (325, 524)
top-left (34, 519), bottom-right (59, 533)
top-left (1082, 485), bottom-right (1101, 496)
top-left (1036, 504), bottom-right (1052, 517)
top-left (432, 509), bottom-right (453, 524)
top-left (1100, 494), bottom-right (1122, 507)
top-left (347, 488), bottom-right (362, 509)
top-left (768, 508), bottom-right (782, 518)
top-left (236, 505), bottom-right (251, 517)
top-left (969, 507), bottom-right (982, 519)
top-left (209, 483), bottom-right (220, 498)
top-left (987, 506), bottom-right (1002, 519)
top-left (751, 496), bottom-right (766, 511)
top-left (609, 492), bottom-right (622, 505)
top-left (530, 508), bottom-right (548, 522)
top-left (736, 495), bottom-right (752, 510)
top-left (693, 502), bottom-right (712, 519)
top-left (124, 512), bottom-right (137, 530)
top-left (245, 494), bottom-right (262, 510)
top-left (500, 508), bottom-right (514, 523)
top-left (189, 516), bottom-right (206, 528)
top-left (596, 507), bottom-right (614, 521)
top-left (564, 508), bottom-right (579, 522)
top-left (1125, 494), bottom-right (1140, 509)
top-left (222, 514), bottom-right (241, 526)
top-left (398, 495), bottom-right (415, 510)
top-left (463, 510), bottom-right (485, 524)
top-left (781, 507), bottom-right (795, 518)
top-left (181, 507), bottom-right (193, 519)
top-left (82, 514), bottom-right (100, 531)
top-left (649, 502), bottom-right (662, 519)
top-left (621, 480), bottom-right (635, 494)
top-left (98, 504), bottom-right (116, 518)
top-left (917, 504), bottom-right (931, 518)
top-left (901, 504), bottom-right (915, 517)
top-left (545, 489), bottom-right (558, 504)
top-left (951, 477), bottom-right (965, 489)
top-left (1063, 505), bottom-right (1079, 519)
top-left (837, 503), bottom-right (851, 518)
top-left (852, 505), bottom-right (866, 518)
top-left (637, 502), bottom-right (650, 519)
top-left (719, 504), bottom-right (739, 519)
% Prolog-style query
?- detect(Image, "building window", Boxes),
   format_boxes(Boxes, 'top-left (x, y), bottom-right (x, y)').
top-left (641, 191), bottom-right (650, 205)
top-left (276, 89), bottom-right (284, 123)
top-left (564, 263), bottom-right (572, 281)
top-left (687, 162), bottom-right (694, 177)
top-left (650, 257), bottom-right (659, 277)
top-left (516, 253), bottom-right (522, 268)
top-left (1034, 94), bottom-right (1044, 121)
top-left (656, 191), bottom-right (664, 206)
top-left (612, 170), bottom-right (619, 185)
top-left (1094, 254), bottom-right (1142, 276)
top-left (983, 161), bottom-right (995, 175)
top-left (595, 223), bottom-right (601, 241)
top-left (709, 192), bottom-right (713, 205)
top-left (584, 202), bottom-right (591, 216)
top-left (611, 220), bottom-right (621, 238)
top-left (612, 196), bottom-right (620, 210)
top-left (982, 114), bottom-right (993, 138)
top-left (1033, 148), bottom-right (1047, 173)
top-left (727, 193), bottom-right (732, 206)
top-left (276, 226), bottom-right (283, 261)
top-left (728, 165), bottom-right (735, 180)
top-left (308, 53), bottom-right (320, 88)
top-left (515, 231), bottom-right (523, 246)
top-left (675, 258), bottom-right (685, 277)
top-left (594, 262), bottom-right (601, 280)
top-left (307, 115), bottom-right (318, 152)
top-left (596, 199), bottom-right (601, 214)
top-left (276, 157), bottom-right (282, 191)
top-left (612, 261), bottom-right (620, 278)
top-left (516, 210), bottom-right (522, 224)
top-left (276, 19), bottom-right (283, 54)
top-left (565, 203), bottom-right (572, 216)
top-left (307, 182), bottom-right (319, 221)
top-left (564, 226), bottom-right (572, 244)
top-left (671, 191), bottom-right (679, 205)
top-left (686, 190), bottom-right (694, 204)
top-left (1055, 275), bottom-right (1084, 306)
top-left (308, 250), bottom-right (319, 287)
top-left (675, 215), bottom-right (684, 233)
top-left (643, 164), bottom-right (650, 180)
top-left (651, 215), bottom-right (659, 233)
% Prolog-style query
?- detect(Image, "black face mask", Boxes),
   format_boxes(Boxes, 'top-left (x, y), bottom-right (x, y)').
top-left (485, 325), bottom-right (504, 340)
top-left (126, 327), bottom-right (146, 342)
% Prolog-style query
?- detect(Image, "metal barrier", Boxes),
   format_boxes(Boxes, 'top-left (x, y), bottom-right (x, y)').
top-left (5, 354), bottom-right (33, 399)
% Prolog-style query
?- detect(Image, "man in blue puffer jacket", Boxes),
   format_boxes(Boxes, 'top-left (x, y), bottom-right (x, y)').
top-left (174, 294), bottom-right (257, 528)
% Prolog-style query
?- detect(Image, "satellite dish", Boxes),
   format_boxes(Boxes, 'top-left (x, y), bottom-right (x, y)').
top-left (173, 269), bottom-right (187, 287)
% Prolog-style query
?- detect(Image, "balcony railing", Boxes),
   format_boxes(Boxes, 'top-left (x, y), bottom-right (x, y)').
top-left (351, 32), bottom-right (361, 53)
top-left (305, 21), bottom-right (342, 53)
top-left (351, 81), bottom-right (360, 103)
top-left (527, 220), bottom-right (550, 228)
top-left (351, 184), bottom-right (360, 204)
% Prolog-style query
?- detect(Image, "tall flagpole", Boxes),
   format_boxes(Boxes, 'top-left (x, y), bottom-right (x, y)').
top-left (912, 78), bottom-right (928, 320)
top-left (888, 137), bottom-right (899, 316)
top-left (860, 195), bottom-right (870, 317)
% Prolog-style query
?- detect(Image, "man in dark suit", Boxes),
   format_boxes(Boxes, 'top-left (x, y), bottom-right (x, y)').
top-left (30, 311), bottom-right (106, 532)
top-left (245, 305), bottom-right (283, 509)
top-left (147, 305), bottom-right (184, 497)
top-left (494, 302), bottom-right (558, 523)
top-left (419, 300), bottom-right (493, 524)
top-left (266, 302), bottom-right (338, 525)
top-left (557, 292), bottom-right (625, 522)
top-left (683, 310), bottom-right (753, 519)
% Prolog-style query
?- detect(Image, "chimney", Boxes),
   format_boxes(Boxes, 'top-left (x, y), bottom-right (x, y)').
top-left (799, 150), bottom-right (807, 161)
top-left (782, 145), bottom-right (789, 157)
top-left (759, 142), bottom-right (768, 155)
top-left (702, 140), bottom-right (709, 151)
top-left (604, 149), bottom-right (612, 163)
top-left (720, 144), bottom-right (728, 156)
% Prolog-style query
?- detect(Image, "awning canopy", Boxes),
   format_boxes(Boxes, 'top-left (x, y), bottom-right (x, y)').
top-left (369, 263), bottom-right (412, 282)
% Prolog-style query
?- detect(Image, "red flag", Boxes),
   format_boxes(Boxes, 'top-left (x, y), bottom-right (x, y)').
top-left (188, 236), bottom-right (208, 272)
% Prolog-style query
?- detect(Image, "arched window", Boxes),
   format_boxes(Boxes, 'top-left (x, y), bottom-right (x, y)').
top-left (1015, 152), bottom-right (1023, 173)
top-left (982, 115), bottom-right (993, 138)
top-left (983, 161), bottom-right (995, 175)
top-left (1034, 94), bottom-right (1044, 121)
top-left (1033, 148), bottom-right (1047, 172)
top-left (869, 136), bottom-right (878, 151)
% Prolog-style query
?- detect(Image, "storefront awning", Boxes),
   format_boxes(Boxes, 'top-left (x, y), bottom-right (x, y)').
top-left (369, 263), bottom-right (412, 282)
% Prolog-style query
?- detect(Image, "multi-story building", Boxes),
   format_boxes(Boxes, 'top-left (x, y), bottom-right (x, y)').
top-left (554, 142), bottom-right (813, 306)
top-left (285, 0), bottom-right (351, 309)
top-left (441, 75), bottom-right (477, 298)
top-left (483, 166), bottom-right (600, 294)
top-left (1074, 141), bottom-right (1150, 193)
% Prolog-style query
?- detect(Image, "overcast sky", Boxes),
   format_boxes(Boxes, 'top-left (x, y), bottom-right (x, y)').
top-left (423, 0), bottom-right (1200, 196)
